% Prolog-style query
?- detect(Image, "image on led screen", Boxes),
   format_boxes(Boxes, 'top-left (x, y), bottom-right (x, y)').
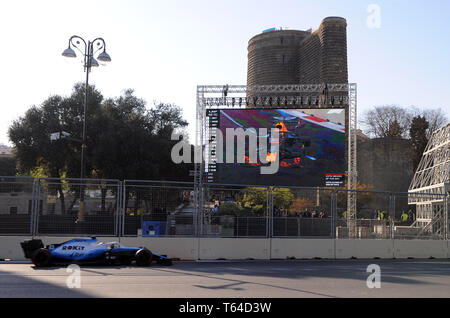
top-left (206, 108), bottom-right (346, 187)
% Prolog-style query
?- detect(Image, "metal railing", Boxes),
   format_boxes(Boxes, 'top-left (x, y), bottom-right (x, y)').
top-left (122, 180), bottom-right (195, 237)
top-left (0, 176), bottom-right (447, 240)
top-left (35, 178), bottom-right (121, 237)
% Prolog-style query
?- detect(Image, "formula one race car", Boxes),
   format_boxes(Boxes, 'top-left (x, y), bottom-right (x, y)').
top-left (20, 238), bottom-right (172, 267)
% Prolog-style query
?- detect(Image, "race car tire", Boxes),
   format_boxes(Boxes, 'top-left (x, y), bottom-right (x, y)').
top-left (31, 248), bottom-right (51, 267)
top-left (135, 249), bottom-right (153, 266)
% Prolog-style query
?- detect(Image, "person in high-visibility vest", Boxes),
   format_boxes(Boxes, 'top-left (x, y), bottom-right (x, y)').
top-left (343, 211), bottom-right (348, 219)
top-left (401, 211), bottom-right (409, 223)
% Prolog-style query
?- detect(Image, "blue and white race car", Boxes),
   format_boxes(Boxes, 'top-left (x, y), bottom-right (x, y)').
top-left (20, 238), bottom-right (172, 267)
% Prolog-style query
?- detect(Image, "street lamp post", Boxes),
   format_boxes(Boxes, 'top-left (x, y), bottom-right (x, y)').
top-left (62, 36), bottom-right (111, 223)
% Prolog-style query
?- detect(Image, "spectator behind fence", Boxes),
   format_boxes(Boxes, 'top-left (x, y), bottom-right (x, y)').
top-left (373, 210), bottom-right (379, 220)
top-left (184, 192), bottom-right (190, 202)
top-left (401, 211), bottom-right (409, 223)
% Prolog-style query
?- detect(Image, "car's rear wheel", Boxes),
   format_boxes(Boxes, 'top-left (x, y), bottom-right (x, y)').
top-left (135, 249), bottom-right (153, 266)
top-left (31, 248), bottom-right (51, 267)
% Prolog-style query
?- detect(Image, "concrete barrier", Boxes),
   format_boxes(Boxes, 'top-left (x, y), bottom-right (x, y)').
top-left (0, 236), bottom-right (198, 261)
top-left (120, 237), bottom-right (198, 260)
top-left (271, 239), bottom-right (334, 259)
top-left (335, 239), bottom-right (394, 259)
top-left (1, 236), bottom-right (449, 261)
top-left (198, 238), bottom-right (270, 260)
top-left (0, 236), bottom-right (31, 260)
top-left (394, 240), bottom-right (448, 259)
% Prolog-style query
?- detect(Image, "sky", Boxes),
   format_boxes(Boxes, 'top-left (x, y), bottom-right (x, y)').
top-left (0, 0), bottom-right (449, 146)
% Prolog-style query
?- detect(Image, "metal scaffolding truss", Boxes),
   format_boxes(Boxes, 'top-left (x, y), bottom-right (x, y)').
top-left (409, 123), bottom-right (450, 193)
top-left (409, 123), bottom-right (449, 239)
top-left (195, 83), bottom-right (358, 237)
top-left (346, 84), bottom-right (358, 237)
top-left (197, 84), bottom-right (350, 108)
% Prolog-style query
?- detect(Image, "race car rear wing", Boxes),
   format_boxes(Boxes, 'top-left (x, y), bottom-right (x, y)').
top-left (20, 239), bottom-right (44, 259)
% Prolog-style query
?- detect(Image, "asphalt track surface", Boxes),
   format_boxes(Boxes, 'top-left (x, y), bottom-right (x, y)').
top-left (1, 259), bottom-right (450, 298)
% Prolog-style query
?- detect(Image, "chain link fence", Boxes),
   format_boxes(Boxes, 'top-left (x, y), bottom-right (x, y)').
top-left (335, 190), bottom-right (392, 239)
top-left (35, 178), bottom-right (121, 236)
top-left (272, 187), bottom-right (333, 238)
top-left (0, 176), bottom-right (447, 240)
top-left (200, 185), bottom-right (270, 237)
top-left (122, 181), bottom-right (195, 237)
top-left (0, 176), bottom-right (35, 235)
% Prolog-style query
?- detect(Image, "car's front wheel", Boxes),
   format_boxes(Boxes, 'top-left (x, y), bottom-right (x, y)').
top-left (135, 249), bottom-right (153, 266)
top-left (31, 248), bottom-right (51, 267)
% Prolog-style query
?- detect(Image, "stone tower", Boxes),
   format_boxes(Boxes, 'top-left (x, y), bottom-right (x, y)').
top-left (247, 17), bottom-right (348, 99)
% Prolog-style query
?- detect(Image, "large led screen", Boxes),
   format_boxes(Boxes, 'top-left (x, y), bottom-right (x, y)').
top-left (205, 108), bottom-right (346, 187)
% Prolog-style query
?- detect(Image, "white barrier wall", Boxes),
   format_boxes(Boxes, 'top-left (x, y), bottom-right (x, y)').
top-left (393, 240), bottom-right (448, 259)
top-left (0, 236), bottom-right (31, 260)
top-left (335, 240), bottom-right (394, 259)
top-left (271, 239), bottom-right (334, 259)
top-left (1, 237), bottom-right (449, 261)
top-left (198, 238), bottom-right (270, 260)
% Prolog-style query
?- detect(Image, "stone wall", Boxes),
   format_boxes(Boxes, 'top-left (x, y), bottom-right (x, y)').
top-left (357, 138), bottom-right (414, 192)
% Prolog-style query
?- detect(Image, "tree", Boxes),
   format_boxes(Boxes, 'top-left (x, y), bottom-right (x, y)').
top-left (9, 84), bottom-right (192, 181)
top-left (385, 120), bottom-right (403, 138)
top-left (217, 202), bottom-right (245, 216)
top-left (410, 115), bottom-right (429, 173)
top-left (9, 83), bottom-right (103, 179)
top-left (360, 105), bottom-right (412, 138)
top-left (273, 188), bottom-right (295, 213)
top-left (410, 106), bottom-right (447, 138)
top-left (360, 105), bottom-right (448, 139)
top-left (320, 182), bottom-right (375, 218)
top-left (148, 102), bottom-right (188, 138)
top-left (237, 187), bottom-right (294, 216)
top-left (93, 97), bottom-right (190, 181)
top-left (238, 187), bottom-right (268, 216)
top-left (288, 198), bottom-right (315, 215)
top-left (89, 89), bottom-right (154, 181)
top-left (8, 83), bottom-right (193, 214)
top-left (9, 84), bottom-right (104, 213)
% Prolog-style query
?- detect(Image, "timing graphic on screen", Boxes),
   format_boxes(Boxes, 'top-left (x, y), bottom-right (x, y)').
top-left (205, 108), bottom-right (346, 187)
